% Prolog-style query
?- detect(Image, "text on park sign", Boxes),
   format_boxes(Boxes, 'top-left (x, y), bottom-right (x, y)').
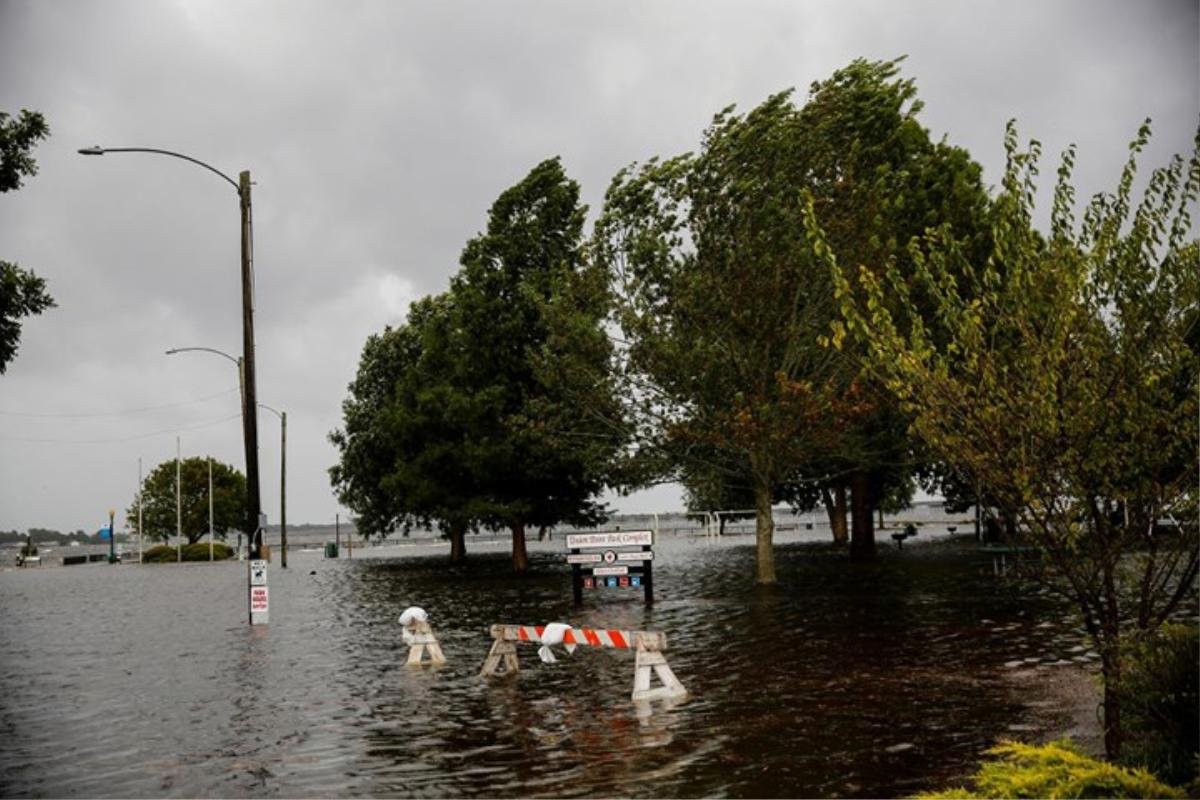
top-left (566, 530), bottom-right (653, 549)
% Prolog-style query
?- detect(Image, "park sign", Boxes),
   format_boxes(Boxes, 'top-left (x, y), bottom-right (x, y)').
top-left (567, 530), bottom-right (654, 605)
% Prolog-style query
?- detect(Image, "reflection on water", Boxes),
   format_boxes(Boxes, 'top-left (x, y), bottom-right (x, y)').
top-left (1, 534), bottom-right (1094, 798)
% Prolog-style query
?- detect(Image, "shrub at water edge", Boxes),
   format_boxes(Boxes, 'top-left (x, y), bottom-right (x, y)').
top-left (142, 543), bottom-right (234, 563)
top-left (917, 739), bottom-right (1184, 799)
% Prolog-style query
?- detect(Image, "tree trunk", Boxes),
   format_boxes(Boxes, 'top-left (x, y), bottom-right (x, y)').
top-left (1101, 650), bottom-right (1122, 759)
top-left (511, 521), bottom-right (529, 574)
top-left (449, 524), bottom-right (466, 563)
top-left (1100, 563), bottom-right (1123, 758)
top-left (754, 478), bottom-right (776, 584)
top-left (849, 470), bottom-right (876, 560)
top-left (823, 485), bottom-right (848, 544)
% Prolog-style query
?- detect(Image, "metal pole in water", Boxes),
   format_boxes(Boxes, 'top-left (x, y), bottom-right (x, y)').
top-left (176, 435), bottom-right (182, 563)
top-left (209, 456), bottom-right (214, 561)
top-left (137, 457), bottom-right (143, 563)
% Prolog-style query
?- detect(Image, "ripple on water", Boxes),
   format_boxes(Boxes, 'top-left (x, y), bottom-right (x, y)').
top-left (0, 535), bottom-right (1143, 798)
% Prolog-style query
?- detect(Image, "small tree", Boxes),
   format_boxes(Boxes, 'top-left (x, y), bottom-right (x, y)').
top-left (817, 120), bottom-right (1200, 758)
top-left (129, 457), bottom-right (247, 544)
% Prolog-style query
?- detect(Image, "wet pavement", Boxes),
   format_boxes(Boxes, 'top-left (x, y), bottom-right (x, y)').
top-left (0, 531), bottom-right (1110, 798)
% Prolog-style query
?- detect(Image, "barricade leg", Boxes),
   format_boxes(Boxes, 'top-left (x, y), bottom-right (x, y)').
top-left (631, 644), bottom-right (687, 702)
top-left (480, 638), bottom-right (519, 677)
top-left (405, 621), bottom-right (447, 666)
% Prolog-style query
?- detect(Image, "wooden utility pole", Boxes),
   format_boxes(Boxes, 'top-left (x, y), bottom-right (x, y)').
top-left (239, 170), bottom-right (263, 558)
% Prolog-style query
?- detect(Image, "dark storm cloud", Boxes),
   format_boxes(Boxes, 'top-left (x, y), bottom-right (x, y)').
top-left (1, 0), bottom-right (1196, 531)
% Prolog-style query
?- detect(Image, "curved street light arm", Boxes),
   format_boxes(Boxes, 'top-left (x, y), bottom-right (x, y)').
top-left (165, 346), bottom-right (240, 366)
top-left (78, 146), bottom-right (239, 193)
top-left (257, 402), bottom-right (283, 420)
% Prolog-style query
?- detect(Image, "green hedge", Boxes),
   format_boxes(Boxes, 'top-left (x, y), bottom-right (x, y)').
top-left (142, 542), bottom-right (234, 562)
top-left (918, 740), bottom-right (1184, 799)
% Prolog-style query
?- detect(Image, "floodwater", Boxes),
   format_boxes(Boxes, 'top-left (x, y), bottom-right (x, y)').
top-left (1, 531), bottom-right (1096, 798)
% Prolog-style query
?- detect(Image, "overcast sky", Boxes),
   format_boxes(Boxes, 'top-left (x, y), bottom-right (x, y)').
top-left (1, 0), bottom-right (1196, 534)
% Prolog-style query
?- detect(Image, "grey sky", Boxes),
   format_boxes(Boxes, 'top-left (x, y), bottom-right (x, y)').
top-left (1, 0), bottom-right (1196, 533)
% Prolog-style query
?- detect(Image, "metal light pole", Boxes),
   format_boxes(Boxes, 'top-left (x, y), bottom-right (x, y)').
top-left (176, 435), bottom-right (182, 563)
top-left (259, 403), bottom-right (287, 569)
top-left (78, 146), bottom-right (262, 558)
top-left (137, 457), bottom-right (144, 564)
top-left (108, 509), bottom-right (116, 563)
top-left (209, 456), bottom-right (214, 562)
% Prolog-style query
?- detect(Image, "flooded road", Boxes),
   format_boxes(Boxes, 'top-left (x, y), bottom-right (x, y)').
top-left (0, 532), bottom-right (1095, 797)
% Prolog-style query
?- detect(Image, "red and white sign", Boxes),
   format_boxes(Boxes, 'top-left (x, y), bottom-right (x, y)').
top-left (251, 586), bottom-right (269, 611)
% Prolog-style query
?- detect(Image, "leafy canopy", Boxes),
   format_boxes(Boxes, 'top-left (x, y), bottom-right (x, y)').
top-left (816, 119), bottom-right (1200, 755)
top-left (129, 457), bottom-right (247, 544)
top-left (0, 109), bottom-right (54, 374)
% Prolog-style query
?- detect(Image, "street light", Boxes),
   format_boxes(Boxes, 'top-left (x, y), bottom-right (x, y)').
top-left (165, 346), bottom-right (244, 559)
top-left (259, 403), bottom-right (287, 569)
top-left (79, 145), bottom-right (263, 558)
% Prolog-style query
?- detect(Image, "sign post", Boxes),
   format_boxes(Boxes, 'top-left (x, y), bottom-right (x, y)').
top-left (248, 559), bottom-right (268, 625)
top-left (566, 530), bottom-right (654, 606)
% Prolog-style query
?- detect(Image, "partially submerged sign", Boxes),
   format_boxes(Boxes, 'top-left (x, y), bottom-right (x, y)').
top-left (567, 530), bottom-right (654, 605)
top-left (249, 559), bottom-right (269, 625)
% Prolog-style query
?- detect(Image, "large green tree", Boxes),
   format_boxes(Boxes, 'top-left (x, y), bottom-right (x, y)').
top-left (330, 294), bottom-right (495, 562)
top-left (447, 157), bottom-right (622, 572)
top-left (128, 457), bottom-right (247, 544)
top-left (331, 159), bottom-right (624, 572)
top-left (817, 120), bottom-right (1199, 758)
top-left (0, 109), bottom-right (54, 374)
top-left (593, 58), bottom-right (988, 582)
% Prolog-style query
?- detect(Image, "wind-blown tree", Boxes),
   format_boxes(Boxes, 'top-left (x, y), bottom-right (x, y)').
top-left (449, 158), bottom-right (622, 572)
top-left (331, 159), bottom-right (624, 572)
top-left (799, 59), bottom-right (991, 558)
top-left (816, 121), bottom-right (1200, 758)
top-left (329, 295), bottom-right (489, 562)
top-left (129, 457), bottom-right (246, 544)
top-left (593, 58), bottom-right (988, 581)
top-left (1, 109), bottom-right (54, 374)
top-left (595, 95), bottom-right (864, 584)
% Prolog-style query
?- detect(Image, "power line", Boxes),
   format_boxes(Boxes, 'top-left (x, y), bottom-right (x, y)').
top-left (0, 413), bottom-right (242, 445)
top-left (0, 387), bottom-right (238, 418)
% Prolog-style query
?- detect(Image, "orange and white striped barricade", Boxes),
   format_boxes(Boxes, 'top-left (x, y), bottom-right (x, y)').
top-left (479, 623), bottom-right (687, 703)
top-left (399, 608), bottom-right (446, 666)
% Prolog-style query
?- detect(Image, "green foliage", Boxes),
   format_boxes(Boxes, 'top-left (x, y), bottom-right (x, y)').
top-left (918, 740), bottom-right (1185, 799)
top-left (142, 542), bottom-right (234, 563)
top-left (594, 57), bottom-right (989, 580)
top-left (0, 109), bottom-right (55, 374)
top-left (129, 458), bottom-right (246, 545)
top-left (819, 117), bottom-right (1200, 755)
top-left (331, 159), bottom-right (625, 569)
top-left (0, 110), bottom-right (48, 192)
top-left (1119, 624), bottom-right (1199, 786)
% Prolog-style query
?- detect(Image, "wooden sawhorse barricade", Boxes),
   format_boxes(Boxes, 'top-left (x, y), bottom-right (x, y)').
top-left (479, 623), bottom-right (687, 703)
top-left (401, 618), bottom-right (447, 666)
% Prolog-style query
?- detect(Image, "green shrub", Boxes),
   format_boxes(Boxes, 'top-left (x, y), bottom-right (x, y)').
top-left (917, 739), bottom-right (1184, 799)
top-left (1120, 624), bottom-right (1199, 787)
top-left (141, 542), bottom-right (234, 562)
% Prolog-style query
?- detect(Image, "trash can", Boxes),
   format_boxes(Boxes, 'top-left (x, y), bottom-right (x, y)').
top-left (324, 542), bottom-right (338, 558)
